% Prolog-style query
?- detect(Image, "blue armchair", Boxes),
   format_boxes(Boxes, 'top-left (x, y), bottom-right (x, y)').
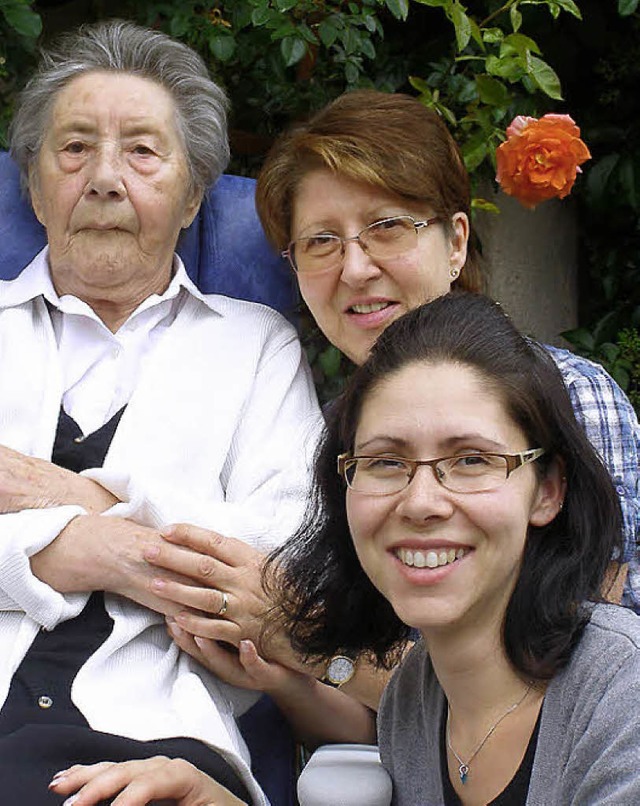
top-left (0, 150), bottom-right (299, 806)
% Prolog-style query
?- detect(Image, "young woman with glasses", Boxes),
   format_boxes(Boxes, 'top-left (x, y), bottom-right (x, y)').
top-left (53, 294), bottom-right (640, 804)
top-left (271, 292), bottom-right (640, 804)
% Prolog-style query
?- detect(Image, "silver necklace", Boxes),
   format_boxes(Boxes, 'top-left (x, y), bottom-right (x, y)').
top-left (446, 683), bottom-right (533, 785)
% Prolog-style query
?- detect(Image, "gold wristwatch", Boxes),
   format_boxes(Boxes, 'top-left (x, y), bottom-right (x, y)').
top-left (322, 655), bottom-right (356, 688)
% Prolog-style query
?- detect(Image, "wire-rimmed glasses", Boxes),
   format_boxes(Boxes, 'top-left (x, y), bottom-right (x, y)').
top-left (337, 449), bottom-right (546, 496)
top-left (282, 215), bottom-right (441, 274)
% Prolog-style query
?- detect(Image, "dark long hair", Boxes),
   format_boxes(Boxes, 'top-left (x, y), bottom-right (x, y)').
top-left (268, 293), bottom-right (623, 679)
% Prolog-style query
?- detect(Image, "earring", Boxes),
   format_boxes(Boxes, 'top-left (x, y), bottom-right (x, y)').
top-left (450, 267), bottom-right (460, 279)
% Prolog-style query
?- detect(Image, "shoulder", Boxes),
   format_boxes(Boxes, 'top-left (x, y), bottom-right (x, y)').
top-left (543, 343), bottom-right (629, 402)
top-left (186, 290), bottom-right (299, 347)
top-left (549, 604), bottom-right (640, 703)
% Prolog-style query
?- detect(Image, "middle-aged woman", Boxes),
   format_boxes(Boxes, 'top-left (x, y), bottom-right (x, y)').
top-left (50, 293), bottom-right (640, 805)
top-left (0, 17), bottom-right (356, 806)
top-left (128, 90), bottom-right (638, 710)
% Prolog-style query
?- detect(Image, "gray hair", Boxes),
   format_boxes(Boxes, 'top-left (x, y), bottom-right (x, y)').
top-left (9, 19), bottom-right (229, 195)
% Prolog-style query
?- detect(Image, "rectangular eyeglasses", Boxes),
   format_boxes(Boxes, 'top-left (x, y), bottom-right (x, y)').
top-left (337, 449), bottom-right (546, 496)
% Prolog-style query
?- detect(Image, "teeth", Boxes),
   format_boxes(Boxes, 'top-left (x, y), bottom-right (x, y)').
top-left (395, 547), bottom-right (466, 569)
top-left (351, 302), bottom-right (388, 314)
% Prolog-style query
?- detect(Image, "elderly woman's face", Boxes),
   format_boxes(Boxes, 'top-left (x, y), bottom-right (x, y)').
top-left (291, 170), bottom-right (469, 365)
top-left (29, 71), bottom-right (201, 305)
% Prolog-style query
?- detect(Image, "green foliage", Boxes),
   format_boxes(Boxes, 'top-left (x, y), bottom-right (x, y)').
top-left (0, 0), bottom-right (41, 147)
top-left (123, 0), bottom-right (408, 149)
top-left (407, 0), bottom-right (581, 176)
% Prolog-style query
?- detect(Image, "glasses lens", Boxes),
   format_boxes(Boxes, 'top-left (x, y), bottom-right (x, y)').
top-left (360, 217), bottom-right (416, 260)
top-left (293, 235), bottom-right (341, 273)
top-left (345, 457), bottom-right (410, 495)
top-left (437, 454), bottom-right (508, 493)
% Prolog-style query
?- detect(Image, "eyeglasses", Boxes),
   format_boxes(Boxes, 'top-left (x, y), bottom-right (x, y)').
top-left (337, 449), bottom-right (545, 496)
top-left (282, 215), bottom-right (441, 274)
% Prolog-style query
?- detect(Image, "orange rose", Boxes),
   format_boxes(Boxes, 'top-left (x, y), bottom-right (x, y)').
top-left (496, 113), bottom-right (591, 209)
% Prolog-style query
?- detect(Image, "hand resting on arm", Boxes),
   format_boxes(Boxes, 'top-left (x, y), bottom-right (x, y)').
top-left (146, 524), bottom-right (393, 712)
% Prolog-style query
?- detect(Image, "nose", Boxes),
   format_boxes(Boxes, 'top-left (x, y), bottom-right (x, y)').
top-left (84, 144), bottom-right (126, 199)
top-left (395, 465), bottom-right (455, 522)
top-left (339, 238), bottom-right (383, 288)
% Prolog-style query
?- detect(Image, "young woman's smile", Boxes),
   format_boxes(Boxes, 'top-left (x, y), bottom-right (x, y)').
top-left (346, 361), bottom-right (557, 636)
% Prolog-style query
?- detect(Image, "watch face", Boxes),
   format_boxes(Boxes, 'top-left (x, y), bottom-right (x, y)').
top-left (326, 656), bottom-right (355, 685)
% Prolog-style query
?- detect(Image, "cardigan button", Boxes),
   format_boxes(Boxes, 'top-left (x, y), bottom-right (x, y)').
top-left (38, 695), bottom-right (53, 709)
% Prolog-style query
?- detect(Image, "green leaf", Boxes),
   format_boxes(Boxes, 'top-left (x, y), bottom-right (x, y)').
top-left (251, 6), bottom-right (272, 26)
top-left (599, 342), bottom-right (621, 363)
top-left (1, 1), bottom-right (42, 38)
top-left (385, 0), bottom-right (410, 20)
top-left (482, 28), bottom-right (504, 44)
top-left (462, 135), bottom-right (488, 172)
top-left (553, 0), bottom-right (583, 18)
top-left (611, 365), bottom-right (630, 390)
top-left (469, 17), bottom-right (484, 48)
top-left (412, 0), bottom-right (449, 6)
top-left (471, 198), bottom-right (501, 214)
top-left (275, 0), bottom-right (298, 9)
top-left (486, 54), bottom-right (524, 81)
top-left (361, 38), bottom-right (376, 60)
top-left (475, 74), bottom-right (510, 106)
top-left (209, 32), bottom-right (236, 62)
top-left (510, 5), bottom-right (523, 31)
top-left (169, 14), bottom-right (189, 38)
top-left (363, 13), bottom-right (378, 32)
top-left (502, 33), bottom-right (541, 58)
top-left (409, 75), bottom-right (431, 94)
top-left (450, 3), bottom-right (472, 51)
top-left (562, 327), bottom-right (595, 353)
top-left (586, 154), bottom-right (620, 205)
top-left (618, 0), bottom-right (639, 14)
top-left (528, 55), bottom-right (563, 100)
top-left (280, 36), bottom-right (307, 67)
top-left (547, 2), bottom-right (561, 20)
top-left (318, 18), bottom-right (339, 47)
top-left (345, 60), bottom-right (360, 83)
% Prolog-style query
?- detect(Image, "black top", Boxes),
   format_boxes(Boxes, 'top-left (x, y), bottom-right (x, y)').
top-left (440, 708), bottom-right (541, 806)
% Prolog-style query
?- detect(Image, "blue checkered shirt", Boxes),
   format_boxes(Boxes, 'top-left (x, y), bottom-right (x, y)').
top-left (545, 346), bottom-right (640, 611)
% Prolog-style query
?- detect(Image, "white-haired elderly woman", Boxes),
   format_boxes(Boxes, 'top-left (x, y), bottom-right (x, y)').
top-left (0, 19), bottom-right (370, 805)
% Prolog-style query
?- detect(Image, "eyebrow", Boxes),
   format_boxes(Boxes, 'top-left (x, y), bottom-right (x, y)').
top-left (354, 434), bottom-right (508, 454)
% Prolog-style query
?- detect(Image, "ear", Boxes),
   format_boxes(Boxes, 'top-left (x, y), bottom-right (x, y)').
top-left (448, 212), bottom-right (469, 275)
top-left (28, 163), bottom-right (46, 226)
top-left (181, 187), bottom-right (204, 230)
top-left (528, 457), bottom-right (566, 528)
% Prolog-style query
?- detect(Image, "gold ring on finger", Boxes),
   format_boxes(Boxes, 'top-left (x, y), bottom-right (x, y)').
top-left (216, 590), bottom-right (229, 617)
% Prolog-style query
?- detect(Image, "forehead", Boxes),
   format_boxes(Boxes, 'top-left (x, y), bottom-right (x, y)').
top-left (354, 361), bottom-right (524, 450)
top-left (292, 169), bottom-right (425, 227)
top-left (48, 71), bottom-right (179, 133)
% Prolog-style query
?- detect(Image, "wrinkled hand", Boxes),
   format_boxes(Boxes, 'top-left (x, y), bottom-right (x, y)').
top-left (31, 515), bottom-right (196, 616)
top-left (145, 524), bottom-right (299, 667)
top-left (48, 757), bottom-right (247, 805)
top-left (0, 443), bottom-right (116, 514)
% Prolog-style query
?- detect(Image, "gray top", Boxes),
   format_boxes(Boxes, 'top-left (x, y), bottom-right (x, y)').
top-left (378, 604), bottom-right (640, 805)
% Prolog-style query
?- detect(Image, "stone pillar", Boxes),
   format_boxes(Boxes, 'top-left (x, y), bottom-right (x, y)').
top-left (474, 187), bottom-right (578, 347)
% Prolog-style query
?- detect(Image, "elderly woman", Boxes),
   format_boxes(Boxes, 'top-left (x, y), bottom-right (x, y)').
top-left (0, 18), bottom-right (338, 805)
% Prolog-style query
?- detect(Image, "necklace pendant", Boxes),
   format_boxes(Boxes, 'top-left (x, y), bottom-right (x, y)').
top-left (459, 764), bottom-right (469, 784)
